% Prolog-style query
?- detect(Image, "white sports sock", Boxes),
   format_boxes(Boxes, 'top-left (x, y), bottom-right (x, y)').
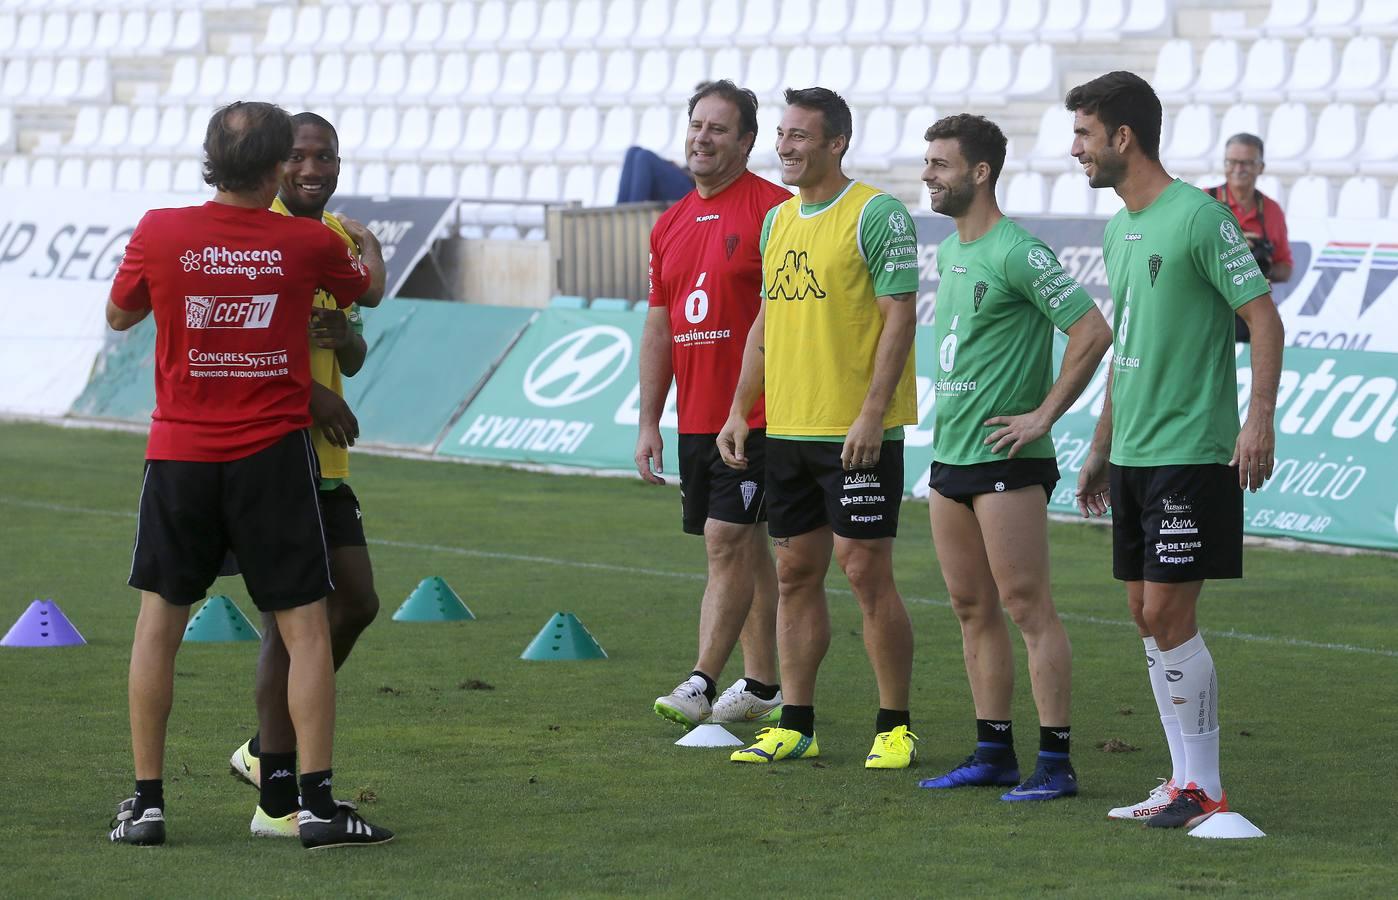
top-left (1142, 636), bottom-right (1186, 784)
top-left (1160, 632), bottom-right (1222, 798)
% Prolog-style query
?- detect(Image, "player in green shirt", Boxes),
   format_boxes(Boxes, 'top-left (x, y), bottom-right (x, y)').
top-left (916, 114), bottom-right (1111, 803)
top-left (1067, 72), bottom-right (1283, 830)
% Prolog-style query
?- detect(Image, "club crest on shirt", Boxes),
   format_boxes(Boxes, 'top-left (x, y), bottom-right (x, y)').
top-left (1148, 254), bottom-right (1163, 287)
top-left (766, 250), bottom-right (826, 301)
top-left (184, 294), bottom-right (279, 329)
top-left (973, 280), bottom-right (989, 311)
top-left (725, 233), bottom-right (739, 260)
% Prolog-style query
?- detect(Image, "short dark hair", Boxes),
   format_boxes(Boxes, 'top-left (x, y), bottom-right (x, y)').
top-left (924, 114), bottom-right (1008, 187)
top-left (783, 86), bottom-right (853, 158)
top-left (1063, 71), bottom-right (1162, 162)
top-left (1225, 132), bottom-right (1265, 160)
top-left (202, 101), bottom-right (292, 193)
top-left (687, 80), bottom-right (760, 149)
top-left (290, 111), bottom-right (339, 149)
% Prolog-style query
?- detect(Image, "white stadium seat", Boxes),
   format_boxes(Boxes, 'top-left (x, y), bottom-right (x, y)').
top-left (743, 46), bottom-right (782, 99)
top-left (372, 53), bottom-right (408, 101)
top-left (563, 0), bottom-right (604, 49)
top-left (144, 9), bottom-right (175, 57)
top-left (556, 107), bottom-right (602, 165)
top-left (849, 45), bottom-right (895, 105)
top-left (1335, 176), bottom-right (1381, 218)
top-left (1042, 0), bottom-right (1088, 39)
top-left (734, 0), bottom-right (778, 49)
top-left (1287, 175), bottom-right (1332, 216)
top-left (116, 11), bottom-right (148, 55)
top-left (969, 44), bottom-right (1015, 104)
top-left (537, 0), bottom-right (574, 45)
top-left (459, 163), bottom-right (492, 198)
top-left (1262, 102), bottom-right (1311, 175)
top-left (357, 162), bottom-right (389, 197)
top-left (1357, 103), bottom-right (1398, 175)
top-left (959, 0), bottom-right (1005, 43)
top-left (1, 157), bottom-right (29, 189)
top-left (498, 49), bottom-right (536, 99)
top-left (87, 158), bottom-right (115, 192)
top-left (1011, 44), bottom-right (1056, 98)
top-left (464, 52), bottom-right (503, 99)
top-left (122, 106), bottom-right (158, 156)
top-left (152, 107), bottom-right (187, 154)
top-left (459, 107), bottom-right (497, 159)
top-left (171, 11), bottom-right (202, 52)
top-left (1240, 38), bottom-right (1289, 104)
top-left (771, 0), bottom-right (813, 47)
top-left (1359, 0), bottom-right (1398, 36)
top-left (1260, 0), bottom-right (1314, 38)
top-left (113, 158), bottom-right (140, 192)
top-left (930, 45), bottom-right (973, 102)
top-left (498, 0), bottom-right (538, 48)
top-left (92, 12), bottom-right (121, 55)
top-left (894, 105), bottom-right (938, 166)
top-left (1192, 40), bottom-right (1243, 103)
top-left (1210, 104), bottom-right (1263, 160)
top-left (530, 51), bottom-right (566, 102)
top-left (633, 0), bottom-right (672, 46)
top-left (49, 58), bottom-right (81, 102)
top-left (888, 46), bottom-right (936, 106)
top-left (144, 158), bottom-right (173, 194)
top-left (173, 159), bottom-right (203, 192)
top-left (1000, 0), bottom-right (1047, 43)
top-left (225, 55), bottom-right (255, 99)
top-left (403, 53), bottom-right (438, 100)
top-left (562, 164), bottom-right (598, 205)
top-left (596, 49), bottom-right (638, 104)
top-left (362, 107), bottom-right (399, 156)
top-left (1081, 0), bottom-right (1128, 40)
top-left (808, 0), bottom-right (852, 45)
top-left (782, 47), bottom-right (819, 94)
top-left (1333, 36), bottom-right (1385, 101)
top-left (486, 106), bottom-right (530, 162)
top-left (631, 48), bottom-right (671, 104)
top-left (664, 47), bottom-right (706, 104)
top-left (57, 158), bottom-right (84, 190)
top-left (854, 106), bottom-right (898, 168)
top-left (888, 0), bottom-right (932, 45)
top-left (597, 0), bottom-right (638, 49)
top-left (408, 3), bottom-right (443, 51)
top-left (817, 46), bottom-right (856, 95)
top-left (441, 2), bottom-right (474, 48)
top-left (322, 6), bottom-right (353, 47)
top-left (433, 53), bottom-right (468, 101)
top-left (422, 163), bottom-right (456, 198)
top-left (1005, 172), bottom-right (1047, 214)
top-left (1311, 0), bottom-right (1360, 35)
top-left (1050, 172), bottom-right (1093, 214)
top-left (1029, 106), bottom-right (1075, 173)
top-left (1162, 104), bottom-right (1214, 174)
top-left (1287, 38), bottom-right (1337, 102)
top-left (526, 164), bottom-right (562, 202)
top-left (390, 163), bottom-right (424, 197)
top-left (29, 157), bottom-right (57, 190)
top-left (558, 51), bottom-right (601, 104)
top-left (260, 6), bottom-right (293, 52)
top-left (1309, 104), bottom-right (1360, 175)
top-left (492, 164), bottom-right (525, 199)
top-left (522, 106), bottom-right (565, 163)
top-left (337, 106), bottom-right (368, 155)
top-left (699, 0), bottom-right (741, 48)
top-left (422, 107), bottom-right (464, 163)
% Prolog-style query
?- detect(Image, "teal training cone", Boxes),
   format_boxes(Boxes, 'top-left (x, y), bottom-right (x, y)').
top-left (183, 595), bottom-right (260, 643)
top-left (392, 576), bottom-right (475, 622)
top-left (520, 612), bottom-right (607, 661)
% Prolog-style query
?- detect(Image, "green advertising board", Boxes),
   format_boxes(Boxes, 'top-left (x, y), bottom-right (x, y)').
top-left (437, 308), bottom-right (676, 471)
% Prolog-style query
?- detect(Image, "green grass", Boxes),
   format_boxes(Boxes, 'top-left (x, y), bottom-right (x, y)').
top-left (1, 421), bottom-right (1393, 897)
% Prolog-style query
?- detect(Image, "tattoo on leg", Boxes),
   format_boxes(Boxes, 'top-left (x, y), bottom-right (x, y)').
top-left (772, 537), bottom-right (791, 548)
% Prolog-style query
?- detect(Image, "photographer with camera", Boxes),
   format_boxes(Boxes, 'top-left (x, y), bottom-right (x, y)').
top-left (1207, 133), bottom-right (1292, 342)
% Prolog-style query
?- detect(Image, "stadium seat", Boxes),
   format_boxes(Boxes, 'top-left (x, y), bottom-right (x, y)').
top-left (1, 60), bottom-right (26, 101)
top-left (322, 5), bottom-right (353, 47)
top-left (817, 46), bottom-right (856, 95)
top-left (144, 158), bottom-right (173, 194)
top-left (1258, 0), bottom-right (1314, 38)
top-left (283, 56), bottom-right (316, 102)
top-left (1209, 103), bottom-right (1263, 159)
top-left (1192, 40), bottom-right (1244, 103)
top-left (498, 49), bottom-right (536, 99)
top-left (253, 55), bottom-right (286, 97)
top-left (529, 50), bottom-right (567, 101)
top-left (562, 0), bottom-right (603, 48)
top-left (664, 47), bottom-right (706, 104)
top-left (1309, 104), bottom-right (1360, 175)
top-left (1357, 103), bottom-right (1398, 175)
top-left (1333, 36), bottom-right (1385, 101)
top-left (390, 107), bottom-right (433, 161)
top-left (698, 0), bottom-right (741, 48)
top-left (1240, 38), bottom-right (1289, 103)
top-left (492, 165), bottom-right (525, 199)
top-left (92, 11), bottom-right (121, 55)
top-left (390, 163), bottom-right (424, 197)
top-left (734, 0), bottom-right (778, 49)
top-left (401, 53), bottom-right (436, 100)
top-left (1287, 38), bottom-right (1337, 102)
top-left (1287, 175), bottom-right (1332, 216)
top-left (75, 58), bottom-right (108, 102)
top-left (631, 48), bottom-right (672, 104)
top-left (1335, 175), bottom-right (1381, 219)
top-left (959, 0), bottom-right (1005, 43)
top-left (929, 45), bottom-right (973, 102)
top-left (1000, 0), bottom-right (1047, 43)
top-left (225, 55), bottom-right (255, 99)
top-left (1079, 0), bottom-right (1127, 40)
top-left (57, 158), bottom-right (84, 191)
top-left (465, 52), bottom-right (502, 100)
top-left (1262, 102), bottom-right (1311, 175)
top-left (562, 165), bottom-right (598, 205)
top-left (849, 45), bottom-right (895, 105)
top-left (421, 163), bottom-right (456, 197)
top-left (347, 4), bottom-right (383, 51)
top-left (1094, 185), bottom-right (1125, 216)
top-left (525, 165), bottom-right (561, 202)
top-left (357, 162), bottom-right (389, 197)
top-left (20, 59), bottom-right (52, 105)
top-left (151, 106), bottom-right (187, 155)
top-left (1049, 172), bottom-right (1092, 214)
top-left (86, 158), bottom-right (115, 192)
top-left (37, 11), bottom-right (66, 54)
top-left (894, 105), bottom-right (938, 166)
top-left (1162, 104), bottom-right (1214, 173)
top-left (0, 109), bottom-right (11, 154)
top-left (1359, 0), bottom-right (1398, 37)
top-left (49, 58), bottom-right (81, 103)
top-left (596, 0), bottom-right (639, 48)
top-left (1311, 0), bottom-right (1361, 35)
top-left (122, 106), bottom-right (158, 157)
top-left (597, 164), bottom-right (622, 203)
top-left (886, 45), bottom-right (936, 106)
top-left (433, 53), bottom-right (468, 102)
top-left (1042, 0), bottom-right (1089, 39)
top-left (855, 106), bottom-right (899, 168)
top-left (487, 107), bottom-right (530, 162)
top-left (407, 2), bottom-right (444, 51)
top-left (259, 6), bottom-right (294, 51)
top-left (94, 107), bottom-right (131, 159)
top-left (115, 11), bottom-right (148, 56)
top-left (458, 164), bottom-right (492, 198)
top-left (1005, 172), bottom-right (1047, 214)
top-left (467, 0), bottom-right (508, 49)
top-left (1122, 0), bottom-right (1169, 32)
top-left (171, 10), bottom-right (202, 53)
top-left (969, 44), bottom-right (1015, 104)
top-left (556, 107), bottom-right (601, 165)
top-left (441, 1), bottom-right (474, 47)
top-left (422, 107), bottom-right (463, 162)
top-left (29, 157), bottom-right (57, 191)
top-left (635, 106), bottom-right (672, 152)
top-left (1, 157), bottom-right (28, 189)
top-left (1028, 106), bottom-right (1075, 173)
top-left (112, 158), bottom-right (140, 192)
top-left (894, 0), bottom-right (936, 45)
top-left (782, 47), bottom-right (819, 94)
top-left (808, 0), bottom-right (852, 45)
top-left (459, 107), bottom-right (497, 159)
top-left (633, 0), bottom-right (672, 46)
top-left (337, 106), bottom-right (368, 155)
top-left (520, 106), bottom-right (566, 163)
top-left (144, 9), bottom-right (175, 57)
top-left (559, 51), bottom-right (601, 104)
top-left (0, 15), bottom-right (17, 56)
top-left (372, 53), bottom-right (409, 101)
top-left (537, 0), bottom-right (575, 46)
top-left (744, 46), bottom-right (782, 99)
top-left (309, 56), bottom-right (348, 103)
top-left (1011, 44), bottom-right (1056, 98)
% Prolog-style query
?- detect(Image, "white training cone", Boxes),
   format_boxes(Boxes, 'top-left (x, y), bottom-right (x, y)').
top-left (1188, 812), bottom-right (1266, 839)
top-left (675, 724), bottom-right (744, 748)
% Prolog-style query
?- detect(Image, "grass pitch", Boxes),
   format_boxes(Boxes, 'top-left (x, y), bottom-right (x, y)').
top-left (0, 421), bottom-right (1393, 898)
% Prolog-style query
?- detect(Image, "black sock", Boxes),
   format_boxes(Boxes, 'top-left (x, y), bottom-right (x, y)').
top-left (690, 670), bottom-right (716, 703)
top-left (248, 733), bottom-right (261, 758)
top-left (134, 779), bottom-right (163, 816)
top-left (743, 677), bottom-right (779, 701)
top-left (298, 769), bottom-right (336, 820)
top-left (778, 704), bottom-right (815, 737)
top-left (875, 708), bottom-right (911, 734)
top-left (976, 719), bottom-right (1015, 758)
top-left (259, 752), bottom-right (298, 818)
top-left (1039, 725), bottom-right (1071, 759)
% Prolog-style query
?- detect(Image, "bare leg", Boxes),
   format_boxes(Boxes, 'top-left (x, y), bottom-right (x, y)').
top-left (772, 528), bottom-right (834, 706)
top-left (693, 519), bottom-right (760, 679)
top-left (929, 494), bottom-right (1012, 720)
top-left (129, 592), bottom-right (192, 780)
top-left (270, 600), bottom-right (335, 773)
top-left (833, 535), bottom-right (913, 710)
top-left (974, 487), bottom-right (1071, 726)
top-left (737, 527), bottom-right (779, 684)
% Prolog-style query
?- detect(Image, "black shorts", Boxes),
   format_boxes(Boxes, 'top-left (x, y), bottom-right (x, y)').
top-left (129, 429), bottom-right (334, 612)
top-left (929, 457), bottom-right (1060, 508)
top-left (320, 483), bottom-right (367, 548)
top-left (678, 430), bottom-right (767, 536)
top-left (765, 438), bottom-right (904, 539)
top-left (1110, 463), bottom-right (1243, 583)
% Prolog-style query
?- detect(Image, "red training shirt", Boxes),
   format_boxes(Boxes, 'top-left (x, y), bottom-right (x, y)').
top-left (1209, 184), bottom-right (1293, 268)
top-left (110, 202), bottom-right (370, 462)
top-left (648, 170), bottom-right (791, 434)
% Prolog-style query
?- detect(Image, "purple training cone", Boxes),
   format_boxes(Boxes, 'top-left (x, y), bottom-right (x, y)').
top-left (1, 599), bottom-right (87, 647)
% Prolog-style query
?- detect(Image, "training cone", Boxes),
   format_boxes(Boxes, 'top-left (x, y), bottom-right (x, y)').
top-left (392, 576), bottom-right (475, 622)
top-left (675, 724), bottom-right (744, 748)
top-left (1, 599), bottom-right (86, 647)
top-left (520, 612), bottom-right (607, 661)
top-left (183, 595), bottom-right (260, 643)
top-left (1188, 812), bottom-right (1266, 840)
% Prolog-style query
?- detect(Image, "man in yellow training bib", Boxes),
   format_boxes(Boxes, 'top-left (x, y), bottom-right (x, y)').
top-left (719, 87), bottom-right (920, 769)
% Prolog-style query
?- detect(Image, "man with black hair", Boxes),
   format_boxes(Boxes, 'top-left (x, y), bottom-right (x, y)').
top-left (106, 101), bottom-right (392, 849)
top-left (719, 87), bottom-right (921, 769)
top-left (916, 114), bottom-right (1111, 802)
top-left (640, 80), bottom-right (791, 729)
top-left (227, 112), bottom-right (390, 841)
top-left (1066, 71), bottom-right (1283, 829)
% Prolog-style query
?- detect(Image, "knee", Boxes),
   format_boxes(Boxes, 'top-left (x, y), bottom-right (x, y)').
top-left (838, 550), bottom-right (892, 599)
top-left (948, 592), bottom-right (996, 627)
top-left (775, 556), bottom-right (824, 594)
top-left (1001, 590), bottom-right (1053, 634)
top-left (333, 589), bottom-right (380, 634)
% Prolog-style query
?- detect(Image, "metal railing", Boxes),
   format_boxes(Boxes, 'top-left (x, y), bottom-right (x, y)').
top-left (550, 202), bottom-right (666, 303)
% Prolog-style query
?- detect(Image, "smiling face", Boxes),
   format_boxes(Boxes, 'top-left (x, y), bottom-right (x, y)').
top-left (1070, 109), bottom-right (1126, 190)
top-left (774, 104), bottom-right (843, 189)
top-left (685, 95), bottom-right (751, 186)
top-left (1223, 139), bottom-right (1264, 197)
top-left (921, 137), bottom-right (980, 218)
top-left (279, 123), bottom-right (340, 217)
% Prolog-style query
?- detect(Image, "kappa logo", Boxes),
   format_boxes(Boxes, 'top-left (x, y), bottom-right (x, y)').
top-left (725, 233), bottom-right (740, 260)
top-left (1027, 247), bottom-right (1052, 271)
top-left (522, 325), bottom-right (632, 408)
top-left (1148, 254), bottom-right (1163, 287)
top-left (268, 769), bottom-right (293, 780)
top-left (973, 280), bottom-right (988, 312)
top-left (184, 294), bottom-right (278, 330)
top-left (888, 211), bottom-right (909, 236)
top-left (766, 250), bottom-right (827, 301)
top-left (1050, 730), bottom-right (1070, 740)
top-left (988, 722), bottom-right (1010, 732)
top-left (1220, 221), bottom-right (1241, 245)
top-left (740, 480), bottom-right (757, 510)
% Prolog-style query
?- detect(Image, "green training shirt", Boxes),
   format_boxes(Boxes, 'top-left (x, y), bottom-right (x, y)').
top-left (758, 186), bottom-right (918, 442)
top-left (1103, 179), bottom-right (1269, 467)
top-left (932, 217), bottom-right (1095, 465)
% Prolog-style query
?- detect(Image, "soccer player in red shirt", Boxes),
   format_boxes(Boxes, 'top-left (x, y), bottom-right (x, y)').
top-left (105, 102), bottom-right (391, 849)
top-left (637, 80), bottom-right (793, 728)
